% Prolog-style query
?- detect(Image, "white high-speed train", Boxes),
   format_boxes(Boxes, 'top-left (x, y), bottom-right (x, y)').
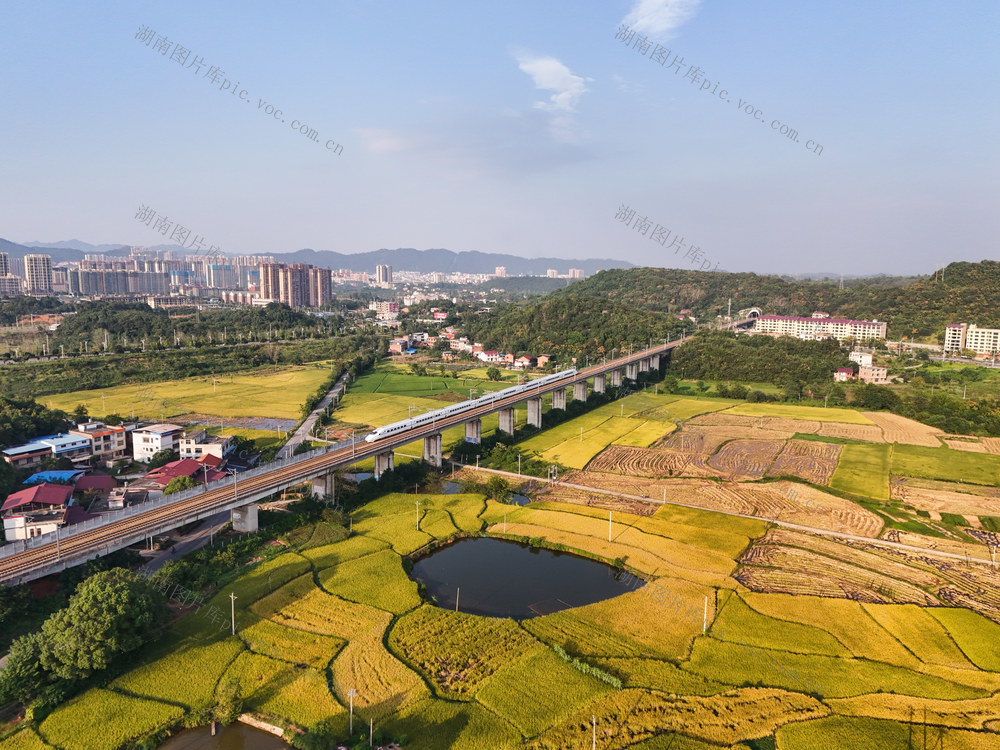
top-left (363, 369), bottom-right (577, 443)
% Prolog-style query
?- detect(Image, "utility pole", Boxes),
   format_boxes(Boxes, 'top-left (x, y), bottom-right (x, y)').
top-left (348, 689), bottom-right (356, 734)
top-left (415, 501), bottom-right (420, 530)
top-left (229, 593), bottom-right (237, 635)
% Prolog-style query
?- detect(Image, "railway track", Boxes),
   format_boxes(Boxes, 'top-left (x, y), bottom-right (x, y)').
top-left (0, 343), bottom-right (685, 584)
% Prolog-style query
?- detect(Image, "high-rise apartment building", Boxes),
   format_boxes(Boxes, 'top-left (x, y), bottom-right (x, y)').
top-left (494, 266), bottom-right (507, 278)
top-left (546, 269), bottom-right (559, 278)
top-left (24, 254), bottom-right (53, 294)
top-left (259, 262), bottom-right (323, 307)
top-left (308, 267), bottom-right (332, 307)
top-left (376, 264), bottom-right (392, 286)
top-left (568, 268), bottom-right (585, 279)
top-left (0, 275), bottom-right (22, 297)
top-left (259, 263), bottom-right (281, 302)
top-left (0, 252), bottom-right (19, 297)
top-left (278, 264), bottom-right (310, 307)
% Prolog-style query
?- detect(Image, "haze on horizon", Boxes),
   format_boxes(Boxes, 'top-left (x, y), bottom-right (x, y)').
top-left (1, 0), bottom-right (997, 276)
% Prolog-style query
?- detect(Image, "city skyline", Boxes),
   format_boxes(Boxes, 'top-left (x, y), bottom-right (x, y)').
top-left (1, 1), bottom-right (997, 276)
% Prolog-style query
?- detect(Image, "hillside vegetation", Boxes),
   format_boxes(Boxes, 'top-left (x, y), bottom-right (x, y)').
top-left (555, 262), bottom-right (1000, 340)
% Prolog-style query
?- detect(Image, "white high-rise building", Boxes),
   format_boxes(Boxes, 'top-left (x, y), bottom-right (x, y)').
top-left (0, 252), bottom-right (9, 276)
top-left (376, 264), bottom-right (393, 286)
top-left (24, 254), bottom-right (53, 294)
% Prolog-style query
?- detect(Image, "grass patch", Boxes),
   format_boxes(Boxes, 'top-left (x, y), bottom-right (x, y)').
top-left (892, 445), bottom-right (1000, 487)
top-left (830, 443), bottom-right (891, 500)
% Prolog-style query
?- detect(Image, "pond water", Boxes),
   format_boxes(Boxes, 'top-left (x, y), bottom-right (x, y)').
top-left (410, 537), bottom-right (641, 620)
top-left (159, 723), bottom-right (289, 749)
top-left (506, 493), bottom-right (531, 506)
top-left (441, 481), bottom-right (462, 494)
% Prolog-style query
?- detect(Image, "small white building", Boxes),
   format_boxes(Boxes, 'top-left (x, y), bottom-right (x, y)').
top-left (179, 429), bottom-right (235, 462)
top-left (848, 351), bottom-right (873, 367)
top-left (132, 423), bottom-right (184, 462)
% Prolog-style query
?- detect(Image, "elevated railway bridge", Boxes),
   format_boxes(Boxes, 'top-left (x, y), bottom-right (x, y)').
top-left (0, 323), bottom-right (753, 584)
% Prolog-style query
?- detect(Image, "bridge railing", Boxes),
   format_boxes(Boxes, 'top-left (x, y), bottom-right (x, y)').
top-left (0, 435), bottom-right (368, 560)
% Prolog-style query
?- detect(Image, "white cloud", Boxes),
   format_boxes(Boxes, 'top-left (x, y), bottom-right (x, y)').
top-left (355, 128), bottom-right (409, 154)
top-left (623, 0), bottom-right (703, 36)
top-left (515, 54), bottom-right (589, 113)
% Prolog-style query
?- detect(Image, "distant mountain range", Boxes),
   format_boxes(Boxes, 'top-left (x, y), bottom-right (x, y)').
top-left (3, 238), bottom-right (632, 276)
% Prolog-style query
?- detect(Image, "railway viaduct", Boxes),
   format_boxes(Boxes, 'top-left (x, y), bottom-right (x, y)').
top-left (0, 322), bottom-right (753, 584)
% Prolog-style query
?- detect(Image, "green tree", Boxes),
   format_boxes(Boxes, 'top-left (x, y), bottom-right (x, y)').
top-left (485, 475), bottom-right (510, 501)
top-left (0, 631), bottom-right (51, 704)
top-left (39, 569), bottom-right (168, 681)
top-left (147, 448), bottom-right (177, 469)
top-left (485, 366), bottom-right (503, 381)
top-left (72, 403), bottom-right (88, 423)
top-left (163, 474), bottom-right (200, 495)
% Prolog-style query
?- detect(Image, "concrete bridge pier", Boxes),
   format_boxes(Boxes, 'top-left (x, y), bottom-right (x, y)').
top-left (626, 362), bottom-right (638, 380)
top-left (423, 433), bottom-right (443, 468)
top-left (610, 369), bottom-right (623, 387)
top-left (594, 374), bottom-right (606, 394)
top-left (573, 382), bottom-right (588, 402)
top-left (232, 504), bottom-right (259, 533)
top-left (551, 388), bottom-right (567, 410)
top-left (650, 353), bottom-right (661, 370)
top-left (311, 472), bottom-right (335, 501)
top-left (464, 418), bottom-right (482, 444)
top-left (527, 397), bottom-right (543, 428)
top-left (498, 407), bottom-right (516, 435)
top-left (638, 358), bottom-right (650, 373)
top-left (374, 451), bottom-right (395, 479)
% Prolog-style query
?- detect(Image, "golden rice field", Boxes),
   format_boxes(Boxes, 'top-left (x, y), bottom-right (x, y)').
top-left (9, 388), bottom-right (1000, 748)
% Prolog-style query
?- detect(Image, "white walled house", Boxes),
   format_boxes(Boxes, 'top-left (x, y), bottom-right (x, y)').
top-left (132, 424), bottom-right (184, 462)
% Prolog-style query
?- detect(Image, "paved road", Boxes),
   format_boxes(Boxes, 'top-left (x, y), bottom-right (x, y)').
top-left (461, 464), bottom-right (998, 568)
top-left (275, 371), bottom-right (350, 460)
top-left (138, 510), bottom-right (231, 575)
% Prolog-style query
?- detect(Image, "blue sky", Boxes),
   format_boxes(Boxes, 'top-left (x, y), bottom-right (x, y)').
top-left (1, 0), bottom-right (997, 275)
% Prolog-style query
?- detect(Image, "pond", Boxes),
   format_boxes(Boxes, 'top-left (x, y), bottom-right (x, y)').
top-left (159, 723), bottom-right (288, 749)
top-left (409, 537), bottom-right (641, 620)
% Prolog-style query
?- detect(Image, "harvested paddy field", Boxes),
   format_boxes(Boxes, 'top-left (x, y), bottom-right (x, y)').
top-left (664, 424), bottom-right (795, 452)
top-left (585, 445), bottom-right (715, 478)
top-left (896, 483), bottom-right (1000, 519)
top-left (767, 439), bottom-right (841, 484)
top-left (863, 411), bottom-right (945, 446)
top-left (707, 439), bottom-right (784, 479)
top-left (737, 527), bottom-right (1000, 624)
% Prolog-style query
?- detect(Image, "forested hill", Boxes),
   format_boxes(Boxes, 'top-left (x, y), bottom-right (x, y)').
top-left (555, 261), bottom-right (1000, 340)
top-left (458, 296), bottom-right (686, 360)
